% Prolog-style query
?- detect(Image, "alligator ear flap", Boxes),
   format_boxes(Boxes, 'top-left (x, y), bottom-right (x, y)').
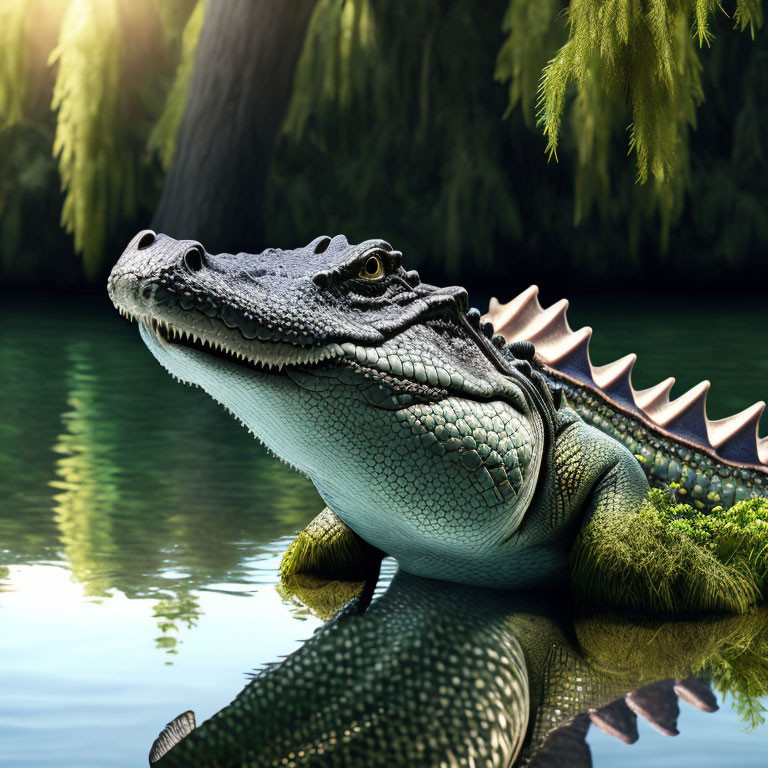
top-left (403, 269), bottom-right (421, 287)
top-left (465, 307), bottom-right (482, 328)
top-left (509, 340), bottom-right (536, 361)
top-left (149, 710), bottom-right (196, 764)
top-left (387, 249), bottom-right (403, 270)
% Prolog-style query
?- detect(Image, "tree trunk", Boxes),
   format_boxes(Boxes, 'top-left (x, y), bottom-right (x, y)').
top-left (152, 0), bottom-right (317, 253)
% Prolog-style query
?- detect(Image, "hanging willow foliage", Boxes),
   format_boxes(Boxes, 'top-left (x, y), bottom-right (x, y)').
top-left (47, 0), bottom-right (194, 278)
top-left (494, 0), bottom-right (566, 127)
top-left (537, 0), bottom-right (763, 189)
top-left (284, 0), bottom-right (375, 138)
top-left (0, 0), bottom-right (30, 126)
top-left (274, 0), bottom-right (522, 276)
top-left (49, 0), bottom-right (125, 279)
top-left (2, 0), bottom-right (767, 282)
top-left (149, 0), bottom-right (205, 170)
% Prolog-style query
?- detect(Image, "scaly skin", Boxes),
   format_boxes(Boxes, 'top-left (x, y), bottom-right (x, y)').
top-left (108, 231), bottom-right (651, 589)
top-left (555, 377), bottom-right (767, 510)
top-left (150, 569), bottom-right (733, 767)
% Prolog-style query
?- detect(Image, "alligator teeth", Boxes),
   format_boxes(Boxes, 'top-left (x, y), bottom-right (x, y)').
top-left (485, 286), bottom-right (768, 470)
top-left (147, 319), bottom-right (342, 371)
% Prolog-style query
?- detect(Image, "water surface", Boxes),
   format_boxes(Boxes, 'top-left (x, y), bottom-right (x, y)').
top-left (0, 292), bottom-right (766, 766)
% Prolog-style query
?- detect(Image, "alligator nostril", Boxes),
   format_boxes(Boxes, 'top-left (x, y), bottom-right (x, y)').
top-left (184, 246), bottom-right (205, 272)
top-left (313, 236), bottom-right (331, 254)
top-left (136, 230), bottom-right (156, 250)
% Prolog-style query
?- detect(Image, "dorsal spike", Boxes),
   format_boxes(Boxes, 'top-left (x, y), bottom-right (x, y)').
top-left (645, 381), bottom-right (713, 449)
top-left (592, 354), bottom-right (637, 390)
top-left (542, 325), bottom-right (593, 383)
top-left (485, 286), bottom-right (542, 338)
top-left (673, 677), bottom-right (718, 713)
top-left (625, 680), bottom-right (680, 737)
top-left (634, 377), bottom-right (676, 411)
top-left (487, 289), bottom-right (768, 470)
top-left (524, 298), bottom-right (570, 345)
top-left (708, 401), bottom-right (765, 465)
top-left (591, 353), bottom-right (638, 411)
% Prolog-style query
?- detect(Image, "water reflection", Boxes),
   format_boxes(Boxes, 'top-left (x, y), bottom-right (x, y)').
top-left (1, 297), bottom-right (322, 657)
top-left (151, 569), bottom-right (768, 766)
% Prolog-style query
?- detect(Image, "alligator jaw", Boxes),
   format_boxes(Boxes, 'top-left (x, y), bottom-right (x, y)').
top-left (108, 271), bottom-right (342, 372)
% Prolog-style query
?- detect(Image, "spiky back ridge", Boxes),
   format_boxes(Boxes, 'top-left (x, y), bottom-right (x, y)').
top-left (484, 287), bottom-right (767, 510)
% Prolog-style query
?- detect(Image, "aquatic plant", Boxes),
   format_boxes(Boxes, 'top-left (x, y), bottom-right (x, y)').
top-left (572, 486), bottom-right (768, 614)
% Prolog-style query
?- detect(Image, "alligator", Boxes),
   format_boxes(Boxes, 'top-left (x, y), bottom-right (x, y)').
top-left (144, 565), bottom-right (756, 767)
top-left (107, 231), bottom-right (768, 591)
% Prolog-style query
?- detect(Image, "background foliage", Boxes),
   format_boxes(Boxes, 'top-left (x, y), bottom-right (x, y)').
top-left (0, 0), bottom-right (766, 290)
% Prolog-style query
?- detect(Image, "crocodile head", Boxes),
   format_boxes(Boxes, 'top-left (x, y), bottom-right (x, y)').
top-left (108, 231), bottom-right (556, 585)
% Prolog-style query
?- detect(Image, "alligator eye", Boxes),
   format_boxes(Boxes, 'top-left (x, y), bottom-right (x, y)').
top-left (358, 253), bottom-right (384, 280)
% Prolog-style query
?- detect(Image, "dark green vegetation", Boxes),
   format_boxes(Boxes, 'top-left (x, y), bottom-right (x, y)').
top-left (1, 0), bottom-right (767, 290)
top-left (573, 491), bottom-right (768, 614)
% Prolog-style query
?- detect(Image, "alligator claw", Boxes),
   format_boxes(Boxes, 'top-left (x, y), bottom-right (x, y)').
top-left (528, 713), bottom-right (592, 768)
top-left (625, 679), bottom-right (680, 737)
top-left (673, 676), bottom-right (719, 713)
top-left (588, 698), bottom-right (639, 744)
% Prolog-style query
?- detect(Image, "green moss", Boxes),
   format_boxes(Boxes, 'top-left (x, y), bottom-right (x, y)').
top-left (571, 487), bottom-right (768, 615)
top-left (279, 509), bottom-right (380, 582)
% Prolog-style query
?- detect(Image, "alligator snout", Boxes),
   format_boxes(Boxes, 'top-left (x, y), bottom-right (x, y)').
top-left (107, 230), bottom-right (210, 318)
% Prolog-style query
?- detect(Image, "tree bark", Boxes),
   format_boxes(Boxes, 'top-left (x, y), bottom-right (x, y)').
top-left (152, 0), bottom-right (318, 253)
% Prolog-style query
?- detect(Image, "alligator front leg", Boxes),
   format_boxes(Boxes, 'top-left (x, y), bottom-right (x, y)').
top-left (579, 446), bottom-right (651, 530)
top-left (280, 507), bottom-right (383, 581)
top-left (279, 508), bottom-right (384, 619)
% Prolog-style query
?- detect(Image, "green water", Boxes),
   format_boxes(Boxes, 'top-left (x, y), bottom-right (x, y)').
top-left (0, 291), bottom-right (767, 766)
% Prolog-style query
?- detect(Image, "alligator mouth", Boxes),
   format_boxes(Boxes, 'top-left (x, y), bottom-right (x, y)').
top-left (134, 311), bottom-right (341, 373)
top-left (111, 283), bottom-right (482, 401)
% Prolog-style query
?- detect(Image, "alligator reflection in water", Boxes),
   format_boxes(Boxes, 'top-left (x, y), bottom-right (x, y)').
top-left (151, 568), bottom-right (768, 767)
